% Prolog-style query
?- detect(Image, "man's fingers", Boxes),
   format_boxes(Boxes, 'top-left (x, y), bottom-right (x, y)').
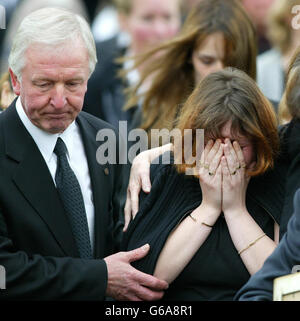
top-left (125, 244), bottom-right (169, 291)
top-left (136, 270), bottom-right (169, 291)
top-left (135, 284), bottom-right (165, 301)
top-left (126, 244), bottom-right (150, 263)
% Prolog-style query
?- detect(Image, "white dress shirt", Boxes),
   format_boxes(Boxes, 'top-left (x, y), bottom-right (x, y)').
top-left (16, 97), bottom-right (95, 252)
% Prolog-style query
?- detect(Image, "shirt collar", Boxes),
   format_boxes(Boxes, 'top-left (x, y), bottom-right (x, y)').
top-left (16, 97), bottom-right (77, 162)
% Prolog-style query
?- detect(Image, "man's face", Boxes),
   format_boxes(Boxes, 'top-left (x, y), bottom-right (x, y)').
top-left (10, 41), bottom-right (90, 134)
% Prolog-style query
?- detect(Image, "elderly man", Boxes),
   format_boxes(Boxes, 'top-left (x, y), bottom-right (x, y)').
top-left (0, 7), bottom-right (167, 301)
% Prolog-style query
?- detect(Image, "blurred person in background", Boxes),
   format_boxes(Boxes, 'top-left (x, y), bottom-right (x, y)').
top-left (181, 0), bottom-right (203, 19)
top-left (241, 0), bottom-right (275, 54)
top-left (0, 0), bottom-right (89, 75)
top-left (256, 0), bottom-right (300, 104)
top-left (81, 0), bottom-right (102, 22)
top-left (0, 71), bottom-right (15, 111)
top-left (92, 0), bottom-right (123, 42)
top-left (83, 0), bottom-right (182, 128)
top-left (0, 0), bottom-right (21, 69)
top-left (123, 0), bottom-right (257, 136)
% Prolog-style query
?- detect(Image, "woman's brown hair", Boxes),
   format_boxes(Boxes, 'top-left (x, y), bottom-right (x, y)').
top-left (123, 0), bottom-right (257, 134)
top-left (175, 67), bottom-right (279, 177)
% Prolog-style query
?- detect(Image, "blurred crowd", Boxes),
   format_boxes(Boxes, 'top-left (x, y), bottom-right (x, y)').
top-left (0, 0), bottom-right (295, 112)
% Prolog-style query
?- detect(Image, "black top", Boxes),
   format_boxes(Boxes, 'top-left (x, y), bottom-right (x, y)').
top-left (122, 153), bottom-right (287, 301)
top-left (83, 36), bottom-right (136, 128)
top-left (278, 119), bottom-right (300, 237)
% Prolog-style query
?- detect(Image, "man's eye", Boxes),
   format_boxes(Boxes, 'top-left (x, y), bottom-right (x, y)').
top-left (37, 83), bottom-right (50, 87)
top-left (67, 82), bottom-right (80, 87)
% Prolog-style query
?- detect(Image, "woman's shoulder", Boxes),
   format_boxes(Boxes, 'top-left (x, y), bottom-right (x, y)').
top-left (248, 160), bottom-right (287, 225)
top-left (149, 151), bottom-right (177, 182)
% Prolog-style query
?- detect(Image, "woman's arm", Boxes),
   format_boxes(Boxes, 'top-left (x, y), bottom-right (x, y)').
top-left (224, 210), bottom-right (278, 276)
top-left (221, 140), bottom-right (278, 275)
top-left (153, 140), bottom-right (223, 283)
top-left (153, 204), bottom-right (219, 283)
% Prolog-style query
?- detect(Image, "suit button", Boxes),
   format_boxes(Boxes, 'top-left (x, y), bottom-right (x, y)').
top-left (104, 168), bottom-right (109, 175)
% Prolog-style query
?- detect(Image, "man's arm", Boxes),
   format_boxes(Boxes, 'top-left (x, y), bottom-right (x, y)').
top-left (0, 211), bottom-right (168, 301)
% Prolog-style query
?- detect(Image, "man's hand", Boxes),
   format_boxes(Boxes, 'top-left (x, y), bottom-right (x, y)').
top-left (104, 244), bottom-right (169, 301)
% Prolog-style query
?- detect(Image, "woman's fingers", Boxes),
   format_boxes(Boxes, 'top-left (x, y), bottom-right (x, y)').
top-left (223, 140), bottom-right (237, 176)
top-left (200, 139), bottom-right (213, 165)
top-left (200, 140), bottom-right (223, 175)
top-left (221, 156), bottom-right (230, 177)
top-left (233, 141), bottom-right (246, 171)
top-left (207, 141), bottom-right (223, 176)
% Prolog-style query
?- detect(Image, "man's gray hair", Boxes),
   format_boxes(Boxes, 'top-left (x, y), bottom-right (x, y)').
top-left (8, 7), bottom-right (97, 79)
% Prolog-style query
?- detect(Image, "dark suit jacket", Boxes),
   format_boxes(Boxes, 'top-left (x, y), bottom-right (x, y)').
top-left (0, 100), bottom-right (125, 300)
top-left (235, 188), bottom-right (300, 301)
top-left (278, 119), bottom-right (300, 238)
top-left (83, 36), bottom-right (135, 128)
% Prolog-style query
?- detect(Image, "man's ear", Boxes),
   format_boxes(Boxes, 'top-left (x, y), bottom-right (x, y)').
top-left (8, 68), bottom-right (20, 96)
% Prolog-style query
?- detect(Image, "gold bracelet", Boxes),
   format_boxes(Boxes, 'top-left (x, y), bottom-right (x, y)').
top-left (188, 214), bottom-right (213, 228)
top-left (238, 233), bottom-right (266, 256)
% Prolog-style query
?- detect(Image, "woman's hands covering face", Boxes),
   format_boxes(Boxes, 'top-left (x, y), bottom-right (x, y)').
top-left (198, 139), bottom-right (223, 213)
top-left (199, 139), bottom-right (255, 215)
top-left (221, 139), bottom-right (255, 216)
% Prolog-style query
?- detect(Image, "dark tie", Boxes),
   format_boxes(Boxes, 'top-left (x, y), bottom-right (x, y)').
top-left (54, 137), bottom-right (93, 259)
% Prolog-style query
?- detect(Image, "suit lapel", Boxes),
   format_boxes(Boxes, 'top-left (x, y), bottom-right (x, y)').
top-left (77, 114), bottom-right (110, 259)
top-left (3, 103), bottom-right (79, 257)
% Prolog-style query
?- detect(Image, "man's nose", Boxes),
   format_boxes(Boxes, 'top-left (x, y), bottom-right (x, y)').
top-left (51, 85), bottom-right (66, 108)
